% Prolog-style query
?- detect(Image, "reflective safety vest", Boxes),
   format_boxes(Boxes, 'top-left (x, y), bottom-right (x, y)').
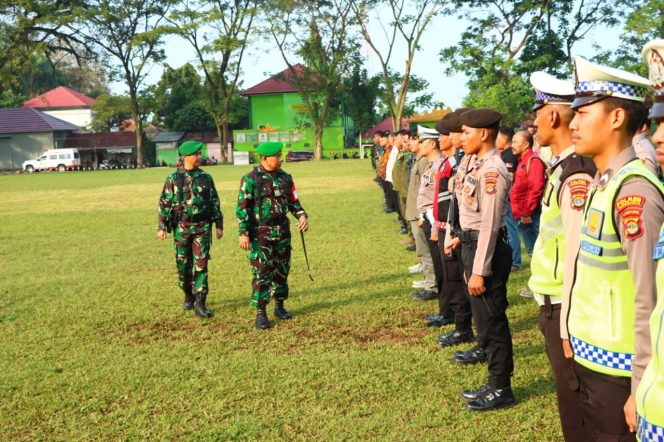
top-left (568, 160), bottom-right (664, 377)
top-left (529, 161), bottom-right (564, 298)
top-left (636, 224), bottom-right (664, 442)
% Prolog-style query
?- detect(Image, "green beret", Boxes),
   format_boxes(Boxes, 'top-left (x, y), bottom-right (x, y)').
top-left (458, 108), bottom-right (502, 129)
top-left (178, 140), bottom-right (204, 156)
top-left (257, 141), bottom-right (283, 156)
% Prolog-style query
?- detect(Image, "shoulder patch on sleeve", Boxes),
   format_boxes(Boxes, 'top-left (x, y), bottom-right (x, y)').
top-left (568, 178), bottom-right (590, 211)
top-left (615, 195), bottom-right (646, 240)
top-left (484, 171), bottom-right (499, 195)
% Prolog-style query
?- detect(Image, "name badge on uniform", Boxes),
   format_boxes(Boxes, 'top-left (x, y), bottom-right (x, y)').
top-left (653, 243), bottom-right (664, 261)
top-left (585, 208), bottom-right (604, 240)
top-left (580, 240), bottom-right (602, 256)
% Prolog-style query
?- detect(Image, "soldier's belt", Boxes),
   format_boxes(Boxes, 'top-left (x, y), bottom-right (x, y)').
top-left (180, 212), bottom-right (210, 223)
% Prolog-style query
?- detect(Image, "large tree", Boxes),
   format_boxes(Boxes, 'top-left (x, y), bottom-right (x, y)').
top-left (150, 63), bottom-right (206, 129)
top-left (440, 0), bottom-right (625, 125)
top-left (351, 0), bottom-right (443, 131)
top-left (0, 0), bottom-right (91, 89)
top-left (267, 0), bottom-right (358, 160)
top-left (169, 0), bottom-right (258, 163)
top-left (79, 0), bottom-right (173, 167)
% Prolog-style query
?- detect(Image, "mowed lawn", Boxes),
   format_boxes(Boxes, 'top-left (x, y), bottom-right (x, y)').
top-left (0, 160), bottom-right (560, 441)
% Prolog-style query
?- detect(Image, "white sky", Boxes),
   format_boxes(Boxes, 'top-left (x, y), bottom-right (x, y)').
top-left (111, 9), bottom-right (621, 110)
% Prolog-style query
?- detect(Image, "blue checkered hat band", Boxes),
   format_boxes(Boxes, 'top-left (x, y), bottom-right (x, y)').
top-left (576, 80), bottom-right (648, 99)
top-left (570, 336), bottom-right (633, 372)
top-left (637, 415), bottom-right (664, 442)
top-left (535, 91), bottom-right (574, 103)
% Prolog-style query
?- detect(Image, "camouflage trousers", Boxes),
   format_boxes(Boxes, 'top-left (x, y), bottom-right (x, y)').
top-left (248, 226), bottom-right (291, 307)
top-left (173, 222), bottom-right (211, 295)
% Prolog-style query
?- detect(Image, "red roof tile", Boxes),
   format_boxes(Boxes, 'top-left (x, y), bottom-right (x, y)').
top-left (0, 107), bottom-right (79, 133)
top-left (240, 65), bottom-right (304, 96)
top-left (64, 132), bottom-right (136, 149)
top-left (23, 86), bottom-right (96, 109)
top-left (362, 117), bottom-right (410, 139)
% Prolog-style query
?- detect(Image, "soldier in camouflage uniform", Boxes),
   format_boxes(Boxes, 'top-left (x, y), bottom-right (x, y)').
top-left (236, 141), bottom-right (309, 329)
top-left (157, 141), bottom-right (223, 318)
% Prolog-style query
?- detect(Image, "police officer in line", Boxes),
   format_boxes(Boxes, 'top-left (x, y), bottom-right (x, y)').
top-left (636, 37), bottom-right (664, 442)
top-left (157, 140), bottom-right (223, 318)
top-left (445, 108), bottom-right (515, 411)
top-left (236, 141), bottom-right (309, 330)
top-left (566, 56), bottom-right (664, 440)
top-left (527, 72), bottom-right (595, 441)
top-left (433, 110), bottom-right (475, 342)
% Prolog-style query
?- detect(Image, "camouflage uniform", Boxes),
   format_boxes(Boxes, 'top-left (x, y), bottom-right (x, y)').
top-left (158, 167), bottom-right (223, 297)
top-left (236, 166), bottom-right (307, 307)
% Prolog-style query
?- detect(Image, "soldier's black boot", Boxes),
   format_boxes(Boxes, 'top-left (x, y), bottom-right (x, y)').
top-left (182, 289), bottom-right (195, 311)
top-left (255, 306), bottom-right (271, 329)
top-left (465, 377), bottom-right (516, 411)
top-left (274, 299), bottom-right (292, 320)
top-left (194, 293), bottom-right (213, 318)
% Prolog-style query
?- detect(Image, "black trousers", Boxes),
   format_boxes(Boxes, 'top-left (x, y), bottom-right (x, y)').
top-left (382, 180), bottom-right (396, 210)
top-left (460, 234), bottom-right (514, 387)
top-left (573, 362), bottom-right (636, 442)
top-left (538, 304), bottom-right (589, 442)
top-left (422, 220), bottom-right (447, 316)
top-left (438, 229), bottom-right (472, 331)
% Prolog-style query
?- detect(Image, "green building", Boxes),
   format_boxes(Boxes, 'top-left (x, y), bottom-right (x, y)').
top-left (234, 65), bottom-right (353, 159)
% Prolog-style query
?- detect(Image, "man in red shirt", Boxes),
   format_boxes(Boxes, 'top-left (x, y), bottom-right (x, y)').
top-left (510, 131), bottom-right (546, 256)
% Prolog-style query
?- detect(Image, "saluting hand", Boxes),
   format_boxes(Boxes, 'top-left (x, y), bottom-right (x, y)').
top-left (216, 228), bottom-right (223, 240)
top-left (239, 235), bottom-right (250, 250)
top-left (157, 229), bottom-right (167, 240)
top-left (297, 215), bottom-right (309, 232)
top-left (468, 274), bottom-right (486, 296)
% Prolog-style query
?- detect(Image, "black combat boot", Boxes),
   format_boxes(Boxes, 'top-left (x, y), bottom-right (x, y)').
top-left (255, 306), bottom-right (271, 329)
top-left (274, 299), bottom-right (292, 320)
top-left (182, 289), bottom-right (195, 311)
top-left (465, 380), bottom-right (516, 411)
top-left (438, 329), bottom-right (475, 346)
top-left (453, 345), bottom-right (487, 364)
top-left (194, 293), bottom-right (213, 318)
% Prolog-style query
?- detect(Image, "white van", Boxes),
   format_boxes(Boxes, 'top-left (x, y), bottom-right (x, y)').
top-left (23, 148), bottom-right (81, 173)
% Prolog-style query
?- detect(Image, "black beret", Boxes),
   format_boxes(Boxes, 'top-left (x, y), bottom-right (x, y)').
top-left (434, 119), bottom-right (450, 135)
top-left (458, 108), bottom-right (502, 129)
top-left (437, 112), bottom-right (462, 133)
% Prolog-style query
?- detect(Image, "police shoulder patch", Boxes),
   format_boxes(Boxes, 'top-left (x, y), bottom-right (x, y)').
top-left (615, 194), bottom-right (646, 240)
top-left (484, 171), bottom-right (499, 195)
top-left (567, 178), bottom-right (590, 211)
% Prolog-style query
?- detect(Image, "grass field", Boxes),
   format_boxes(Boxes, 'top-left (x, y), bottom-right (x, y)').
top-left (0, 160), bottom-right (561, 441)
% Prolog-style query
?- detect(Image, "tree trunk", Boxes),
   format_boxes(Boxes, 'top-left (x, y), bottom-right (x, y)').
top-left (314, 124), bottom-right (324, 160)
top-left (129, 90), bottom-right (143, 168)
top-left (213, 117), bottom-right (227, 164)
top-left (221, 119), bottom-right (230, 164)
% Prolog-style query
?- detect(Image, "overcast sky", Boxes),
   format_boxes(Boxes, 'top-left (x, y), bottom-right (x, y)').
top-left (111, 9), bottom-right (621, 110)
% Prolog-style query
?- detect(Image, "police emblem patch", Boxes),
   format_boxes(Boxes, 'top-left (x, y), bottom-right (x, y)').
top-left (484, 171), bottom-right (499, 195)
top-left (585, 208), bottom-right (604, 239)
top-left (568, 179), bottom-right (590, 211)
top-left (615, 195), bottom-right (646, 240)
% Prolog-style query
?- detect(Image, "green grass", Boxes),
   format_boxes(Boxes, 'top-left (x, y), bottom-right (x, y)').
top-left (0, 161), bottom-right (560, 441)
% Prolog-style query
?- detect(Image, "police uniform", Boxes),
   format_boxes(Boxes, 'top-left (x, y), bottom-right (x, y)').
top-left (527, 72), bottom-right (595, 441)
top-left (454, 109), bottom-right (515, 411)
top-left (636, 38), bottom-right (664, 442)
top-left (158, 140), bottom-right (223, 318)
top-left (236, 141), bottom-right (307, 329)
top-left (566, 57), bottom-right (664, 440)
top-left (434, 110), bottom-right (474, 342)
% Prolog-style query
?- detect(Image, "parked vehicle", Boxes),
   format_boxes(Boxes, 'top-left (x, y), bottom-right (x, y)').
top-left (286, 150), bottom-right (314, 162)
top-left (22, 148), bottom-right (81, 173)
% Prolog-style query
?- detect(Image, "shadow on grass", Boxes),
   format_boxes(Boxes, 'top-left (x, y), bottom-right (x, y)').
top-left (513, 377), bottom-right (556, 403)
top-left (210, 272), bottom-right (405, 311)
